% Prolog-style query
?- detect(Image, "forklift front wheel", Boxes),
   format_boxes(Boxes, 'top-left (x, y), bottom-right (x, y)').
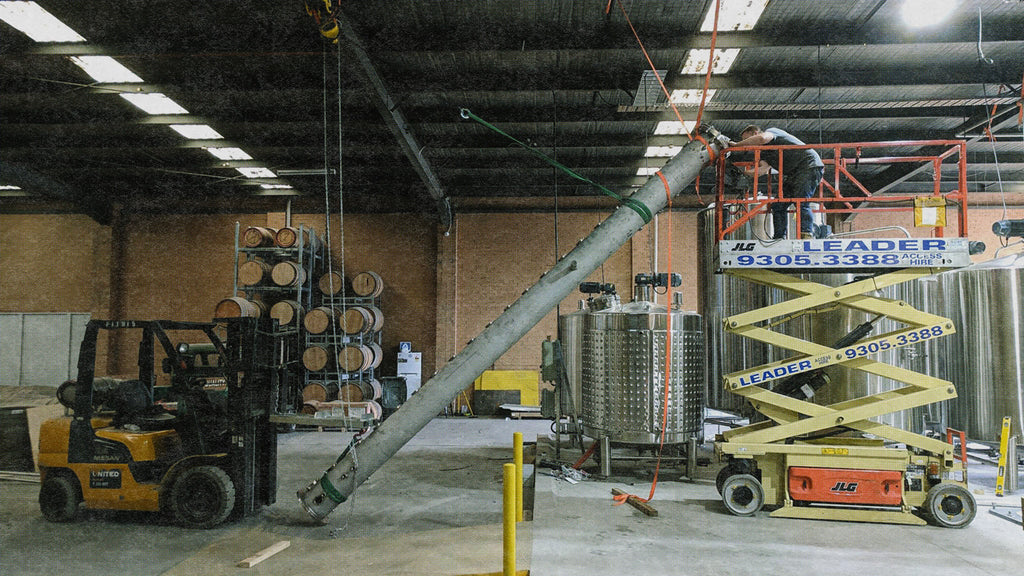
top-left (721, 473), bottom-right (764, 517)
top-left (39, 473), bottom-right (81, 523)
top-left (170, 465), bottom-right (236, 529)
top-left (924, 483), bottom-right (976, 528)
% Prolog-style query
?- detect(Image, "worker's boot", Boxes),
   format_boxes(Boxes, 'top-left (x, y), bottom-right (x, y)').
top-left (800, 232), bottom-right (813, 239)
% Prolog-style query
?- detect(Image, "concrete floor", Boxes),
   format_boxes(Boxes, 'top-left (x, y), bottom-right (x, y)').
top-left (1, 417), bottom-right (1022, 575)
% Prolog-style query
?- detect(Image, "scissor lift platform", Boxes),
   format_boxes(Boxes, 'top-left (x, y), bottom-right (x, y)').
top-left (713, 239), bottom-right (977, 527)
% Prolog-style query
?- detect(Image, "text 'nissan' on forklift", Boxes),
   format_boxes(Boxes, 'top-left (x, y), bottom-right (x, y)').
top-left (36, 317), bottom-right (281, 528)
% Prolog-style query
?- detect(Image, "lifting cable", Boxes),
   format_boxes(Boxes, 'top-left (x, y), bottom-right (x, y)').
top-left (459, 108), bottom-right (653, 223)
top-left (606, 0), bottom-right (721, 507)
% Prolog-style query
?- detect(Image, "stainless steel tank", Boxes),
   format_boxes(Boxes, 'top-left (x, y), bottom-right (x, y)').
top-left (579, 300), bottom-right (704, 444)
top-left (698, 206), bottom-right (771, 413)
top-left (768, 272), bottom-right (950, 432)
top-left (558, 304), bottom-right (586, 415)
top-left (944, 253), bottom-right (1024, 441)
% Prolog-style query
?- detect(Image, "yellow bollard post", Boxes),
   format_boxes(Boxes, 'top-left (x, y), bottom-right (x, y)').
top-left (513, 432), bottom-right (523, 522)
top-left (503, 462), bottom-right (516, 576)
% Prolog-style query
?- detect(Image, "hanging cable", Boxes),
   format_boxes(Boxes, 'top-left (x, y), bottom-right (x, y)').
top-left (337, 42), bottom-right (348, 309)
top-left (982, 84), bottom-right (1009, 221)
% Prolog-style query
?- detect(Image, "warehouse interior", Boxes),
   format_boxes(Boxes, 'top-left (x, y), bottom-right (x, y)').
top-left (2, 0), bottom-right (1024, 574)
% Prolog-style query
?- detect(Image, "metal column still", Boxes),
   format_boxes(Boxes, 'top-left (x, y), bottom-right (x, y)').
top-left (297, 129), bottom-right (724, 521)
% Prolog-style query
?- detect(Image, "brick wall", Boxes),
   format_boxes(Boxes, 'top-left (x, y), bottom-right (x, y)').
top-left (3, 204), bottom-right (1023, 387)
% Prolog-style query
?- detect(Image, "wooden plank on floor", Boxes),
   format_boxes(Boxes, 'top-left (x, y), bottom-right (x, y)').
top-left (236, 541), bottom-right (290, 568)
top-left (611, 488), bottom-right (658, 517)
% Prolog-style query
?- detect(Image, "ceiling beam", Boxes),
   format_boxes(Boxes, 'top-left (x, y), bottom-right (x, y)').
top-left (3, 161), bottom-right (110, 223)
top-left (335, 12), bottom-right (451, 231)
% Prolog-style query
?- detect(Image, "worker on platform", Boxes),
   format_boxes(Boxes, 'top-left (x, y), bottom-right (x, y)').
top-left (729, 125), bottom-right (825, 239)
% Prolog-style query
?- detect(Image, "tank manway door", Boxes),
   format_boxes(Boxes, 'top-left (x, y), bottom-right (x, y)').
top-left (717, 238), bottom-right (978, 271)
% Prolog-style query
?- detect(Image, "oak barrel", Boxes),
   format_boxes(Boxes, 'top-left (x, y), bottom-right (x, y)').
top-left (271, 261), bottom-right (307, 287)
top-left (214, 297), bottom-right (264, 318)
top-left (341, 305), bottom-right (383, 335)
top-left (338, 380), bottom-right (371, 402)
top-left (303, 306), bottom-right (339, 334)
top-left (318, 271), bottom-right (346, 296)
top-left (351, 271), bottom-right (384, 297)
top-left (302, 381), bottom-right (339, 403)
top-left (269, 300), bottom-right (303, 327)
top-left (302, 345), bottom-right (334, 372)
top-left (368, 342), bottom-right (383, 369)
top-left (276, 226), bottom-right (319, 249)
top-left (238, 260), bottom-right (271, 286)
top-left (242, 226), bottom-right (276, 248)
top-left (338, 344), bottom-right (373, 372)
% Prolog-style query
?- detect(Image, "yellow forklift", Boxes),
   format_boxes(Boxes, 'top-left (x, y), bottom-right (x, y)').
top-left (37, 318), bottom-right (280, 528)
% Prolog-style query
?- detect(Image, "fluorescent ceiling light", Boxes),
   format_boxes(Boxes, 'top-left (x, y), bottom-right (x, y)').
top-left (169, 124), bottom-right (223, 139)
top-left (0, 1), bottom-right (86, 42)
top-left (701, 0), bottom-right (770, 32)
top-left (260, 184), bottom-right (293, 190)
top-left (902, 0), bottom-right (956, 28)
top-left (236, 167), bottom-right (276, 178)
top-left (654, 120), bottom-right (696, 135)
top-left (680, 49), bottom-right (741, 75)
top-left (205, 147), bottom-right (252, 161)
top-left (0, 184), bottom-right (23, 190)
top-left (119, 93), bottom-right (188, 115)
top-left (644, 145), bottom-right (682, 158)
top-left (670, 89), bottom-right (716, 105)
top-left (69, 56), bottom-right (142, 83)
top-left (636, 167), bottom-right (660, 176)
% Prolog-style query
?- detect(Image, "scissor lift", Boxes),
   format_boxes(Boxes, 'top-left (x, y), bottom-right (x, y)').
top-left (712, 140), bottom-right (979, 527)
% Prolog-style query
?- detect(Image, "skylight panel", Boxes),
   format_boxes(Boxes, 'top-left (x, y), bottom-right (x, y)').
top-left (636, 167), bottom-right (660, 176)
top-left (644, 146), bottom-right (682, 158)
top-left (169, 124), bottom-right (224, 140)
top-left (701, 0), bottom-right (770, 32)
top-left (69, 56), bottom-right (143, 83)
top-left (119, 93), bottom-right (189, 115)
top-left (0, 1), bottom-right (86, 42)
top-left (670, 89), bottom-right (716, 105)
top-left (654, 120), bottom-right (696, 135)
top-left (0, 185), bottom-right (23, 190)
top-left (206, 147), bottom-right (252, 161)
top-left (260, 184), bottom-right (293, 190)
top-left (680, 49), bottom-right (740, 75)
top-left (236, 167), bottom-right (277, 179)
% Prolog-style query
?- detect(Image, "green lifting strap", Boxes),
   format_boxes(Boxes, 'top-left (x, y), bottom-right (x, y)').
top-left (459, 108), bottom-right (653, 223)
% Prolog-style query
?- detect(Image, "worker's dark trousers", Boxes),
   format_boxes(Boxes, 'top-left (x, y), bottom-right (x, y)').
top-left (771, 166), bottom-right (825, 239)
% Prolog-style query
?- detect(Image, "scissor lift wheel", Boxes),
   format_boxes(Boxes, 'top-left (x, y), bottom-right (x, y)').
top-left (721, 473), bottom-right (765, 516)
top-left (924, 483), bottom-right (976, 528)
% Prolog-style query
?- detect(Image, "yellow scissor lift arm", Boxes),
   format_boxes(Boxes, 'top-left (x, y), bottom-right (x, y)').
top-left (713, 239), bottom-right (977, 527)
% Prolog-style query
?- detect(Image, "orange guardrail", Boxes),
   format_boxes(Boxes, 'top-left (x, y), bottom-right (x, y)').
top-left (714, 140), bottom-right (969, 241)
